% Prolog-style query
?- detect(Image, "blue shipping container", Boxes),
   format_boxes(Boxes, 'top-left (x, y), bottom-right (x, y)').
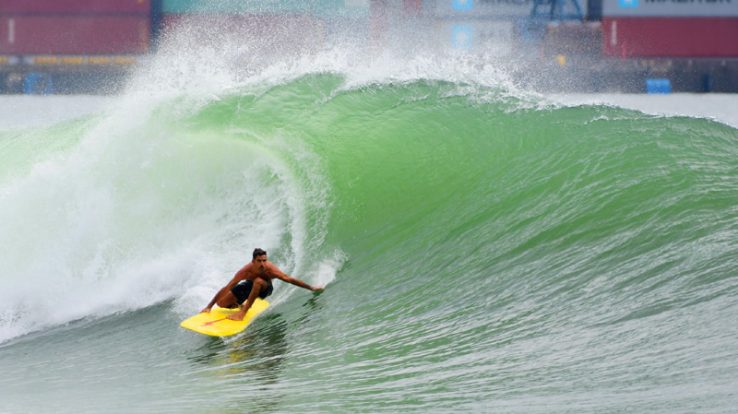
top-left (646, 78), bottom-right (672, 94)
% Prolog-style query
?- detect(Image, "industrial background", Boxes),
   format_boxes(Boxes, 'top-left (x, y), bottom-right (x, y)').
top-left (1, 0), bottom-right (737, 94)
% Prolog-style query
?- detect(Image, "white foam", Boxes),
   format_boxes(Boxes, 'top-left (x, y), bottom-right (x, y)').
top-left (0, 98), bottom-right (331, 343)
top-left (550, 93), bottom-right (738, 130)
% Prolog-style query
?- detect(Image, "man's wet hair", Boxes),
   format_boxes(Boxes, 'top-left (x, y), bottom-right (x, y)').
top-left (253, 248), bottom-right (267, 260)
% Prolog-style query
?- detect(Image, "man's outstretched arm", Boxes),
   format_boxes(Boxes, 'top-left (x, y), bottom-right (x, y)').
top-left (272, 268), bottom-right (323, 292)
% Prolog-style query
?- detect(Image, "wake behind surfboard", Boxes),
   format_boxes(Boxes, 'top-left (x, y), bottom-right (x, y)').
top-left (180, 298), bottom-right (269, 336)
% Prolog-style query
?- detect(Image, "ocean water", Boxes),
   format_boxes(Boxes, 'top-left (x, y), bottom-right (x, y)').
top-left (1, 29), bottom-right (738, 414)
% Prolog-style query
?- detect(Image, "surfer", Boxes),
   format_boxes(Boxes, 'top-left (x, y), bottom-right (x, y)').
top-left (201, 248), bottom-right (323, 321)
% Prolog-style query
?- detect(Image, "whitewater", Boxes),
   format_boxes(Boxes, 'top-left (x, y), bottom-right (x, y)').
top-left (1, 19), bottom-right (738, 414)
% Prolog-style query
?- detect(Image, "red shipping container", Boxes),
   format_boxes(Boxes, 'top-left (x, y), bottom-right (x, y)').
top-left (0, 0), bottom-right (151, 15)
top-left (603, 17), bottom-right (738, 58)
top-left (0, 16), bottom-right (150, 54)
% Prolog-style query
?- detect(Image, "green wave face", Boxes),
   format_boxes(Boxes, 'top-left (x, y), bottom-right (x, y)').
top-left (189, 74), bottom-right (738, 371)
top-left (207, 75), bottom-right (738, 292)
top-left (193, 76), bottom-right (738, 412)
top-left (2, 74), bottom-right (738, 412)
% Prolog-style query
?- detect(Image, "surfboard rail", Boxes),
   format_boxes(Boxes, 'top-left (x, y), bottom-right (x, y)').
top-left (180, 299), bottom-right (270, 336)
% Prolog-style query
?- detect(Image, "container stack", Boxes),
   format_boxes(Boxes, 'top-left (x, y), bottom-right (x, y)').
top-left (0, 0), bottom-right (152, 93)
top-left (602, 0), bottom-right (738, 58)
top-left (157, 0), bottom-right (326, 60)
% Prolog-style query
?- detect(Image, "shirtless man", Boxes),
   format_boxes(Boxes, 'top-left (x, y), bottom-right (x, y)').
top-left (201, 248), bottom-right (323, 321)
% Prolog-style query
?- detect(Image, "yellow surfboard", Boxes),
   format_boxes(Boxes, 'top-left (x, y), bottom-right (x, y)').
top-left (180, 299), bottom-right (270, 337)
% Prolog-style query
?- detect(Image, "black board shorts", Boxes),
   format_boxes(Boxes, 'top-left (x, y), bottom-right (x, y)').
top-left (231, 279), bottom-right (273, 304)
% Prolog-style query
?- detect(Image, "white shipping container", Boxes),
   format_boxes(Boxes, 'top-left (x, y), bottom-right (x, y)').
top-left (602, 0), bottom-right (738, 17)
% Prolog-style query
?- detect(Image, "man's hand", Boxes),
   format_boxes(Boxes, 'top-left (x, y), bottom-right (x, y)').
top-left (200, 307), bottom-right (212, 313)
top-left (227, 311), bottom-right (246, 321)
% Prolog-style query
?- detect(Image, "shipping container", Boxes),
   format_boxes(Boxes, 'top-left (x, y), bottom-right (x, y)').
top-left (602, 17), bottom-right (738, 58)
top-left (161, 0), bottom-right (340, 14)
top-left (0, 0), bottom-right (151, 15)
top-left (433, 0), bottom-right (536, 19)
top-left (20, 55), bottom-right (139, 66)
top-left (432, 0), bottom-right (588, 20)
top-left (0, 16), bottom-right (150, 54)
top-left (602, 0), bottom-right (738, 17)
